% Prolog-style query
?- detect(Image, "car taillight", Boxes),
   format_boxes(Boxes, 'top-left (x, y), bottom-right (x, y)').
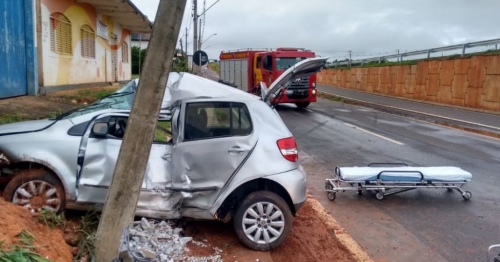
top-left (277, 137), bottom-right (298, 162)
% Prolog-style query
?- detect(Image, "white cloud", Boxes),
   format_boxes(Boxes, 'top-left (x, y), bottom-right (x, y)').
top-left (131, 0), bottom-right (500, 61)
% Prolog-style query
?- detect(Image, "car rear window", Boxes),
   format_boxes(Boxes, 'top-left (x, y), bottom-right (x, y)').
top-left (184, 102), bottom-right (252, 141)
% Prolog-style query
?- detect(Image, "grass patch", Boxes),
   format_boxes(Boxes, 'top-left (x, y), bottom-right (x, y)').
top-left (328, 49), bottom-right (500, 70)
top-left (0, 114), bottom-right (32, 125)
top-left (360, 60), bottom-right (417, 68)
top-left (32, 208), bottom-right (101, 262)
top-left (0, 110), bottom-right (66, 125)
top-left (58, 89), bottom-right (115, 103)
top-left (0, 229), bottom-right (52, 262)
top-left (208, 62), bottom-right (220, 74)
top-left (154, 121), bottom-right (172, 143)
top-left (317, 92), bottom-right (345, 103)
top-left (73, 210), bottom-right (100, 262)
top-left (38, 208), bottom-right (66, 228)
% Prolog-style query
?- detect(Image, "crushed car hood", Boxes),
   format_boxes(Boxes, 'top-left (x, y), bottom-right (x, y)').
top-left (0, 119), bottom-right (57, 136)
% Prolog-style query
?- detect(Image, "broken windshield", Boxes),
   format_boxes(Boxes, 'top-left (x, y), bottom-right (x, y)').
top-left (275, 57), bottom-right (306, 70)
top-left (54, 80), bottom-right (138, 120)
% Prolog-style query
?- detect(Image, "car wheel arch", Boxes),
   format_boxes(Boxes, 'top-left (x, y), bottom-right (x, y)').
top-left (215, 178), bottom-right (295, 223)
top-left (2, 161), bottom-right (68, 197)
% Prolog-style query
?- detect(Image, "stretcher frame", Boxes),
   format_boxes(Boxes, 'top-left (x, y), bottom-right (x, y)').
top-left (324, 163), bottom-right (472, 201)
top-left (488, 244), bottom-right (500, 262)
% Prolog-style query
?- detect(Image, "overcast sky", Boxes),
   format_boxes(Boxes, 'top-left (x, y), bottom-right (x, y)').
top-left (131, 0), bottom-right (500, 61)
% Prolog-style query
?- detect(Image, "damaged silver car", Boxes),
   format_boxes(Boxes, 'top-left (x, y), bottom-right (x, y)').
top-left (0, 57), bottom-right (327, 251)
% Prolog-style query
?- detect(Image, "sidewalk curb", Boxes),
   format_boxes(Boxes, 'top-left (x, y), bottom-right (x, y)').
top-left (320, 85), bottom-right (500, 116)
top-left (308, 196), bottom-right (373, 262)
top-left (318, 90), bottom-right (500, 140)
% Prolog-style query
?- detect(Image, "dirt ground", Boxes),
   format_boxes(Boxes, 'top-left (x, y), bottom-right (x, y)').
top-left (0, 197), bottom-right (73, 262)
top-left (159, 195), bottom-right (358, 262)
top-left (44, 85), bottom-right (122, 105)
top-left (0, 194), bottom-right (358, 262)
top-left (270, 196), bottom-right (356, 262)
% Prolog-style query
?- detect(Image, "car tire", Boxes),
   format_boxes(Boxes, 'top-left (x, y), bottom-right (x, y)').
top-left (3, 169), bottom-right (65, 214)
top-left (295, 102), bottom-right (310, 109)
top-left (233, 191), bottom-right (293, 251)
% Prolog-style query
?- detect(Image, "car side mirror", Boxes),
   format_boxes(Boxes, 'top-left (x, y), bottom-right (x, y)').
top-left (91, 122), bottom-right (109, 137)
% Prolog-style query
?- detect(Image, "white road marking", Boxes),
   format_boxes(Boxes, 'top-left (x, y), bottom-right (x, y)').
top-left (335, 109), bottom-right (351, 112)
top-left (344, 123), bottom-right (405, 145)
top-left (319, 90), bottom-right (500, 131)
top-left (304, 108), bottom-right (313, 112)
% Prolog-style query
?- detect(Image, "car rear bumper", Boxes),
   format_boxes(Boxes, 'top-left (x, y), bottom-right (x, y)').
top-left (265, 165), bottom-right (307, 212)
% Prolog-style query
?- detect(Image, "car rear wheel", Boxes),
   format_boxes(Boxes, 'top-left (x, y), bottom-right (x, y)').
top-left (295, 102), bottom-right (310, 109)
top-left (3, 169), bottom-right (65, 214)
top-left (233, 191), bottom-right (292, 251)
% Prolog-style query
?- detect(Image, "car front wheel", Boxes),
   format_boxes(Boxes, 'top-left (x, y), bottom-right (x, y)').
top-left (3, 169), bottom-right (65, 214)
top-left (234, 191), bottom-right (292, 251)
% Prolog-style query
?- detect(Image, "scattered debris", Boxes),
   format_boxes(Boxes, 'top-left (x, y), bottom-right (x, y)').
top-left (119, 218), bottom-right (223, 262)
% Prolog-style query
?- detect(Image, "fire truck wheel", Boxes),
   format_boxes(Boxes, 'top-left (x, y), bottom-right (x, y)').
top-left (295, 102), bottom-right (310, 109)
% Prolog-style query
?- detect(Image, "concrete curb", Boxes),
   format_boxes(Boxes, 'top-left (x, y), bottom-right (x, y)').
top-left (318, 91), bottom-right (500, 140)
top-left (307, 196), bottom-right (373, 262)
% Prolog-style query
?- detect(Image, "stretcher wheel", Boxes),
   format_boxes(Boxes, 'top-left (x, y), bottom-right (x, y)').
top-left (327, 192), bottom-right (336, 201)
top-left (462, 191), bottom-right (472, 200)
top-left (375, 191), bottom-right (384, 200)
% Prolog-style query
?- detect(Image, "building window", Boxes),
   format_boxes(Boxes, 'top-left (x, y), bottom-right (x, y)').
top-left (80, 25), bottom-right (95, 58)
top-left (122, 42), bottom-right (129, 63)
top-left (50, 13), bottom-right (72, 55)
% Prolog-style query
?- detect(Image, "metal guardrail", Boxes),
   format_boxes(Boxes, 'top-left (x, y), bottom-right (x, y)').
top-left (330, 38), bottom-right (500, 68)
top-left (220, 47), bottom-right (312, 53)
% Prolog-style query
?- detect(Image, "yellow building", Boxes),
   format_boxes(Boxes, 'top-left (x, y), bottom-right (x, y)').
top-left (0, 0), bottom-right (151, 98)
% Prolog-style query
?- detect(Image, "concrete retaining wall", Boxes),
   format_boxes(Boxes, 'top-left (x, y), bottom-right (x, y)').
top-left (318, 55), bottom-right (500, 111)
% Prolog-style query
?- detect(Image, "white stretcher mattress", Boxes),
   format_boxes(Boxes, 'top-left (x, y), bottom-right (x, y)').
top-left (337, 166), bottom-right (472, 182)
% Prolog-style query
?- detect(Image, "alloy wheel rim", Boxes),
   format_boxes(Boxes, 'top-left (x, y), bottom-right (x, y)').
top-left (242, 202), bottom-right (285, 244)
top-left (12, 180), bottom-right (61, 213)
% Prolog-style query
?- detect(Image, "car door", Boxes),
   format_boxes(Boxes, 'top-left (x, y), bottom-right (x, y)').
top-left (170, 99), bottom-right (258, 209)
top-left (75, 113), bottom-right (174, 205)
top-left (261, 54), bottom-right (274, 86)
top-left (253, 55), bottom-right (263, 88)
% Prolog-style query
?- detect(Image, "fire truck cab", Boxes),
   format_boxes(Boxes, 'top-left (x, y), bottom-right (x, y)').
top-left (219, 47), bottom-right (318, 108)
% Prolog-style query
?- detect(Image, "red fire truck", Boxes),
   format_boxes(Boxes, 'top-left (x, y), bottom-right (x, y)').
top-left (219, 47), bottom-right (318, 108)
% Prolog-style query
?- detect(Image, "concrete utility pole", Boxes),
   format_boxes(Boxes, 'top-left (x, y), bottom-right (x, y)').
top-left (198, 19), bottom-right (202, 51)
top-left (185, 27), bottom-right (188, 56)
top-left (138, 34), bottom-right (142, 75)
top-left (349, 50), bottom-right (352, 68)
top-left (192, 0), bottom-right (198, 74)
top-left (94, 0), bottom-right (187, 261)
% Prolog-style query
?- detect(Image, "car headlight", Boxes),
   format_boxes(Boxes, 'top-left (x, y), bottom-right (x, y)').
top-left (312, 89), bottom-right (317, 95)
top-left (312, 82), bottom-right (316, 88)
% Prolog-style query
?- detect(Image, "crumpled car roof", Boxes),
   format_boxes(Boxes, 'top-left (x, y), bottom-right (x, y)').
top-left (153, 72), bottom-right (260, 109)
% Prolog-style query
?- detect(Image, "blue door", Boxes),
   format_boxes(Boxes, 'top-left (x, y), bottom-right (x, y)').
top-left (0, 0), bottom-right (28, 98)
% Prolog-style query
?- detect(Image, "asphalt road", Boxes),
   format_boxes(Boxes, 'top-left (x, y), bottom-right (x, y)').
top-left (276, 99), bottom-right (500, 262)
top-left (317, 84), bottom-right (500, 132)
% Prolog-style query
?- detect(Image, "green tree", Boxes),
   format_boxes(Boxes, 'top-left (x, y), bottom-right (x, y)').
top-left (133, 47), bottom-right (189, 74)
top-left (132, 46), bottom-right (147, 75)
top-left (172, 49), bottom-right (189, 72)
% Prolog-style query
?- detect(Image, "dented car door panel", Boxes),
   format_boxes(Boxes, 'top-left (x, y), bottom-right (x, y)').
top-left (170, 99), bottom-right (257, 209)
top-left (76, 114), bottom-right (177, 212)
